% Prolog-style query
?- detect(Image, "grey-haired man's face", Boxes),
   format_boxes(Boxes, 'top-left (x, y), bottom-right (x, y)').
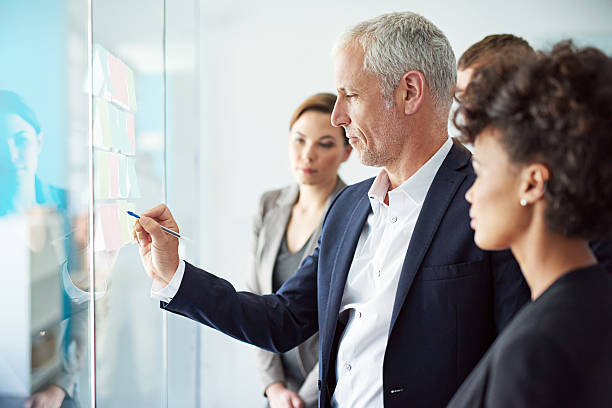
top-left (455, 67), bottom-right (474, 100)
top-left (331, 45), bottom-right (405, 168)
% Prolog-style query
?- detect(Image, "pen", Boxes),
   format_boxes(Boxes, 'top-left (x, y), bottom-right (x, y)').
top-left (127, 210), bottom-right (189, 240)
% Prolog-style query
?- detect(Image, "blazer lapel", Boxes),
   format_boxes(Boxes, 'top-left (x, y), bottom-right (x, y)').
top-left (389, 142), bottom-right (470, 333)
top-left (258, 185), bottom-right (298, 293)
top-left (321, 191), bottom-right (372, 376)
top-left (302, 178), bottom-right (348, 262)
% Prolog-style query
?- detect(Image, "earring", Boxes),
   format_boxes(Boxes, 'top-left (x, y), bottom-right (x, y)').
top-left (520, 198), bottom-right (527, 207)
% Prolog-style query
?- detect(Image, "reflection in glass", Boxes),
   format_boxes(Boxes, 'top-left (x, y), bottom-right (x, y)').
top-left (0, 91), bottom-right (88, 408)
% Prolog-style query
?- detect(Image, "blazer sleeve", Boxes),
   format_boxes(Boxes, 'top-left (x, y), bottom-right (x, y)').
top-left (490, 249), bottom-right (531, 333)
top-left (245, 193), bottom-right (287, 394)
top-left (161, 253), bottom-right (319, 354)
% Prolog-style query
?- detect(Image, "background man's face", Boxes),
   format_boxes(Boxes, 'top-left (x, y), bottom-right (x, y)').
top-left (455, 67), bottom-right (474, 100)
top-left (0, 113), bottom-right (42, 186)
top-left (331, 44), bottom-right (404, 168)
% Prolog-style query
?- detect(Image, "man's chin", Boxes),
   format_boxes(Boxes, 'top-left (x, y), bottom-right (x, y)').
top-left (355, 150), bottom-right (381, 167)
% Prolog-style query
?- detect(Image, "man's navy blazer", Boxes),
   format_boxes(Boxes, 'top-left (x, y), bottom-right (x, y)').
top-left (162, 141), bottom-right (530, 407)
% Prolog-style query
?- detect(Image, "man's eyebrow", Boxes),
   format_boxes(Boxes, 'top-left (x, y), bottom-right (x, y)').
top-left (338, 85), bottom-right (361, 94)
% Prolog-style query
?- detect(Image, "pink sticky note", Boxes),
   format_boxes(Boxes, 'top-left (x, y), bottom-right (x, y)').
top-left (99, 203), bottom-right (123, 251)
top-left (126, 112), bottom-right (136, 154)
top-left (108, 153), bottom-right (120, 198)
top-left (107, 52), bottom-right (130, 109)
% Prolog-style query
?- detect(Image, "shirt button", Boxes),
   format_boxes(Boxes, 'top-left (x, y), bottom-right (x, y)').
top-left (377, 270), bottom-right (382, 278)
top-left (356, 311), bottom-right (362, 318)
top-left (390, 216), bottom-right (397, 223)
top-left (344, 363), bottom-right (352, 371)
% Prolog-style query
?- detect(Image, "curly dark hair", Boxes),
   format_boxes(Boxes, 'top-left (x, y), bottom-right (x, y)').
top-left (454, 41), bottom-right (612, 239)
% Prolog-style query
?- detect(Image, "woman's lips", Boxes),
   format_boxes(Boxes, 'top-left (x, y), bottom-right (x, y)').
top-left (301, 168), bottom-right (316, 174)
top-left (470, 217), bottom-right (477, 229)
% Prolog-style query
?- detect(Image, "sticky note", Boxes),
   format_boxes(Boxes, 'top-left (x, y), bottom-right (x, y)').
top-left (108, 153), bottom-right (120, 198)
top-left (94, 150), bottom-right (110, 199)
top-left (125, 112), bottom-right (136, 155)
top-left (93, 210), bottom-right (106, 252)
top-left (109, 104), bottom-right (129, 153)
top-left (118, 155), bottom-right (129, 198)
top-left (107, 52), bottom-right (130, 110)
top-left (126, 68), bottom-right (138, 111)
top-left (99, 203), bottom-right (123, 251)
top-left (127, 157), bottom-right (141, 198)
top-left (94, 44), bottom-right (113, 100)
top-left (92, 51), bottom-right (105, 97)
top-left (93, 99), bottom-right (112, 148)
top-left (116, 200), bottom-right (137, 244)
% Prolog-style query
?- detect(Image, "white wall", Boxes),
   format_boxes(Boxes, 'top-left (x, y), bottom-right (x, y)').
top-left (190, 1), bottom-right (612, 406)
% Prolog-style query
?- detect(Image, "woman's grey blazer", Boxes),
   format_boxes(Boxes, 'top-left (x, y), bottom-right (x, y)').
top-left (246, 178), bottom-right (346, 405)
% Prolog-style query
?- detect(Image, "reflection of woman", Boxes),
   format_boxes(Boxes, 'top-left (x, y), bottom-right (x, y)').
top-left (0, 90), bottom-right (66, 216)
top-left (246, 93), bottom-right (351, 408)
top-left (0, 90), bottom-right (80, 408)
top-left (449, 42), bottom-right (612, 407)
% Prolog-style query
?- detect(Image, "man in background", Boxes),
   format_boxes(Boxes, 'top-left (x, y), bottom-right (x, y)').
top-left (455, 34), bottom-right (534, 98)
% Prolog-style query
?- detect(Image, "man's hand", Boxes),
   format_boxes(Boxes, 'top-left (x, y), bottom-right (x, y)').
top-left (24, 385), bottom-right (65, 408)
top-left (266, 382), bottom-right (305, 408)
top-left (132, 204), bottom-right (180, 287)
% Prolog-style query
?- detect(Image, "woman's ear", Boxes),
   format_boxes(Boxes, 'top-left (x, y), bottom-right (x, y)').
top-left (519, 163), bottom-right (550, 205)
top-left (397, 70), bottom-right (425, 115)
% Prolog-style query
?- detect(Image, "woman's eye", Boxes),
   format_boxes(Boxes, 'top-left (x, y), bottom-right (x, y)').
top-left (319, 143), bottom-right (334, 148)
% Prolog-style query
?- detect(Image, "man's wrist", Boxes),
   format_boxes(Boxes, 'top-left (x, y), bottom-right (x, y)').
top-left (151, 260), bottom-right (185, 302)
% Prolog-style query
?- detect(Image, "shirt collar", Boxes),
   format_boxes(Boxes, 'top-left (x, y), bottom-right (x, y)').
top-left (367, 137), bottom-right (453, 211)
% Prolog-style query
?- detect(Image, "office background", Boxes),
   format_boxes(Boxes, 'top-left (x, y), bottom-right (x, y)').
top-left (0, 0), bottom-right (610, 407)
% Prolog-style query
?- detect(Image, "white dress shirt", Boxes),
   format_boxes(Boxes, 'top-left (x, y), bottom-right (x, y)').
top-left (331, 138), bottom-right (452, 407)
top-left (152, 138), bottom-right (453, 408)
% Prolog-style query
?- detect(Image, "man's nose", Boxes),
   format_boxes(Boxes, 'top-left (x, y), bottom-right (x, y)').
top-left (331, 99), bottom-right (350, 128)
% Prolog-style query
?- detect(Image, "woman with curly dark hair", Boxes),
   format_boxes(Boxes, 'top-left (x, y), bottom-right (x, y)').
top-left (448, 42), bottom-right (612, 407)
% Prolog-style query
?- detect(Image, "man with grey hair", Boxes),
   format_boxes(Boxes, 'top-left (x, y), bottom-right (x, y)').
top-left (133, 11), bottom-right (529, 408)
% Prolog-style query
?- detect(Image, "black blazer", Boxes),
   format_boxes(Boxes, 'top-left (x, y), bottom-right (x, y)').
top-left (162, 140), bottom-right (531, 407)
top-left (448, 264), bottom-right (612, 408)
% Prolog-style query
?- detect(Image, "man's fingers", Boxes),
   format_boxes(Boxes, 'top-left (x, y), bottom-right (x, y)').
top-left (137, 216), bottom-right (165, 241)
top-left (141, 204), bottom-right (178, 230)
top-left (135, 230), bottom-right (151, 246)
